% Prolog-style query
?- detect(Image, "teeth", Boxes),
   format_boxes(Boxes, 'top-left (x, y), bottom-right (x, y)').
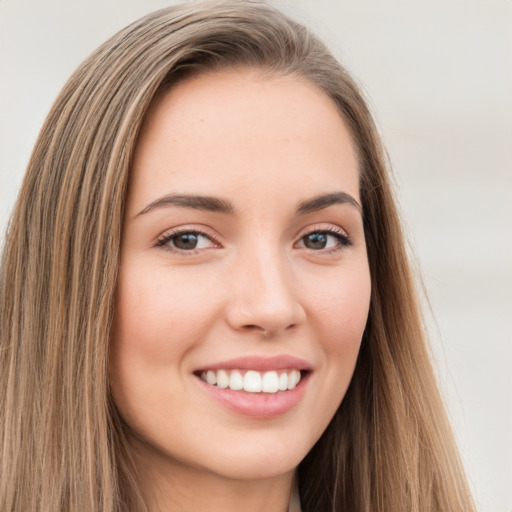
top-left (244, 370), bottom-right (261, 392)
top-left (288, 369), bottom-right (301, 390)
top-left (228, 370), bottom-right (243, 391)
top-left (217, 369), bottom-right (229, 389)
top-left (206, 370), bottom-right (217, 385)
top-left (200, 369), bottom-right (302, 393)
top-left (262, 371), bottom-right (279, 393)
top-left (278, 372), bottom-right (288, 391)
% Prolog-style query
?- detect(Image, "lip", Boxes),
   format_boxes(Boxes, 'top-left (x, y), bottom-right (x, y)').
top-left (193, 355), bottom-right (312, 419)
top-left (195, 355), bottom-right (312, 372)
top-left (196, 372), bottom-right (310, 418)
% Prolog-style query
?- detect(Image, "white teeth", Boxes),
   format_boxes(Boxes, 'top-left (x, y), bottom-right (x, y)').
top-left (200, 369), bottom-right (303, 393)
top-left (244, 370), bottom-right (262, 392)
top-left (278, 372), bottom-right (288, 391)
top-left (217, 369), bottom-right (229, 389)
top-left (262, 371), bottom-right (279, 393)
top-left (228, 370), bottom-right (243, 391)
top-left (206, 370), bottom-right (217, 385)
top-left (288, 369), bottom-right (301, 389)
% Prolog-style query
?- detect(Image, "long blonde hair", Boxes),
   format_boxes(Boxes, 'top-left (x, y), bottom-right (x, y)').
top-left (0, 2), bottom-right (476, 511)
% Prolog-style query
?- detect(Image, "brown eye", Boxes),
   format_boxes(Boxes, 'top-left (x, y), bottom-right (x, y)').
top-left (302, 233), bottom-right (328, 250)
top-left (156, 230), bottom-right (217, 253)
top-left (297, 230), bottom-right (353, 252)
top-left (172, 233), bottom-right (201, 250)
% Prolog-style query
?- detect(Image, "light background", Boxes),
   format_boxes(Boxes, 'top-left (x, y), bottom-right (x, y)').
top-left (0, 1), bottom-right (510, 511)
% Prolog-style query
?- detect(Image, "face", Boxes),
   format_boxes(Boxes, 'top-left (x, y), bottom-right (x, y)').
top-left (110, 69), bottom-right (371, 484)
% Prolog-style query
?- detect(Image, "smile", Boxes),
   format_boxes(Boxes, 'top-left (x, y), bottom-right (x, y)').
top-left (199, 369), bottom-right (302, 393)
top-left (194, 355), bottom-right (312, 418)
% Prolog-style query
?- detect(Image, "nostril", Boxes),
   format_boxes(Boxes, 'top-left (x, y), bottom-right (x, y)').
top-left (241, 324), bottom-right (267, 335)
top-left (240, 322), bottom-right (298, 338)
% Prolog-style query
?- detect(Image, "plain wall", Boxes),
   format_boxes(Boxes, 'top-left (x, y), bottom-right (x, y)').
top-left (0, 1), bottom-right (511, 511)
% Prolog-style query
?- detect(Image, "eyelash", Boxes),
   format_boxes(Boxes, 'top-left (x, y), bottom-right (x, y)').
top-left (298, 226), bottom-right (353, 254)
top-left (155, 227), bottom-right (221, 256)
top-left (155, 226), bottom-right (353, 255)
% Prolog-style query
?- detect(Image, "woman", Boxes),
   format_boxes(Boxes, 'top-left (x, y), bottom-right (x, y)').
top-left (0, 1), bottom-right (477, 511)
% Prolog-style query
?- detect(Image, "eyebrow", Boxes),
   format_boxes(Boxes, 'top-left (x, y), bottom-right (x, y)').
top-left (137, 191), bottom-right (361, 217)
top-left (296, 192), bottom-right (362, 215)
top-left (138, 194), bottom-right (236, 216)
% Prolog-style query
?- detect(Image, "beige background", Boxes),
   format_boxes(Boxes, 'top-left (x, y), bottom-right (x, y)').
top-left (1, 1), bottom-right (510, 510)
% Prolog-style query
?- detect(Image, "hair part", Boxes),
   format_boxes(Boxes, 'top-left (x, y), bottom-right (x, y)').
top-left (0, 1), bottom-right (476, 511)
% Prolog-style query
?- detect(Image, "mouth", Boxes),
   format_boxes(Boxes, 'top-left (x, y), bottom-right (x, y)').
top-left (196, 368), bottom-right (305, 393)
top-left (193, 355), bottom-right (312, 418)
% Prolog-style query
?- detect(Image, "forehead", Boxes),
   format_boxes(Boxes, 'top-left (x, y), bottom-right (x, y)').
top-left (128, 69), bottom-right (360, 214)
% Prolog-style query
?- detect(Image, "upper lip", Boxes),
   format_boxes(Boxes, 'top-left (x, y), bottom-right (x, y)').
top-left (196, 355), bottom-right (312, 372)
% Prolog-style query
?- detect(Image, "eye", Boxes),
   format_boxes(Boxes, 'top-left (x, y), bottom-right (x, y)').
top-left (156, 229), bottom-right (219, 253)
top-left (297, 228), bottom-right (352, 252)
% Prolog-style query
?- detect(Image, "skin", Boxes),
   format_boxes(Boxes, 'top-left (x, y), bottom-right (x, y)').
top-left (110, 68), bottom-right (372, 512)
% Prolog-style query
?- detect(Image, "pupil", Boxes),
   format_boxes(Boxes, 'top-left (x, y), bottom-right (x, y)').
top-left (174, 233), bottom-right (198, 250)
top-left (305, 233), bottom-right (327, 249)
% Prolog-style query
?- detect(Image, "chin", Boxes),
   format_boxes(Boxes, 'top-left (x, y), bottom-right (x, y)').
top-left (195, 432), bottom-right (312, 481)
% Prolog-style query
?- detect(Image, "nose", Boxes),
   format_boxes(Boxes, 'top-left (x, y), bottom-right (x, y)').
top-left (225, 249), bottom-right (306, 338)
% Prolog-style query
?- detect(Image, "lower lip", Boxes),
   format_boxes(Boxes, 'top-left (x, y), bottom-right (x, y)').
top-left (196, 373), bottom-right (309, 418)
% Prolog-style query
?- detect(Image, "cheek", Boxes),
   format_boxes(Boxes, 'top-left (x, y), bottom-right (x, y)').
top-left (109, 264), bottom-right (219, 420)
top-left (112, 263), bottom-right (220, 363)
top-left (312, 263), bottom-right (371, 347)
top-left (306, 262), bottom-right (371, 399)
top-left (291, 263), bottom-right (370, 446)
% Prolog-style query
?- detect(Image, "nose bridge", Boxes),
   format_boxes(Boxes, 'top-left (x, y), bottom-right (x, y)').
top-left (246, 244), bottom-right (290, 300)
top-left (227, 239), bottom-right (305, 336)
